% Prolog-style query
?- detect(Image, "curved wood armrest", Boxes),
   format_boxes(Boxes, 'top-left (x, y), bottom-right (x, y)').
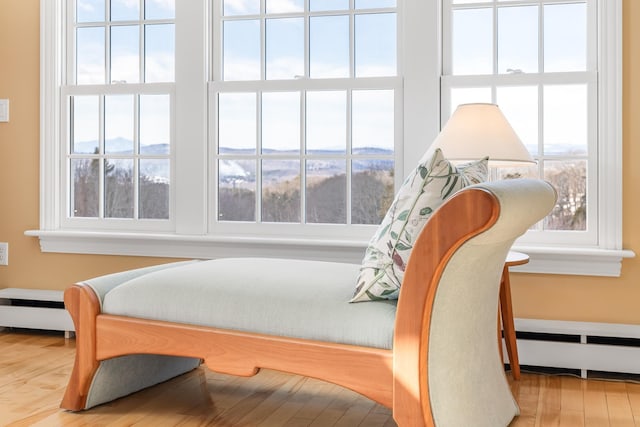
top-left (393, 187), bottom-right (500, 426)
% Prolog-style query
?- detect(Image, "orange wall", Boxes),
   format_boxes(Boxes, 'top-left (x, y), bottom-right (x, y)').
top-left (1, 0), bottom-right (639, 324)
top-left (0, 1), bottom-right (180, 288)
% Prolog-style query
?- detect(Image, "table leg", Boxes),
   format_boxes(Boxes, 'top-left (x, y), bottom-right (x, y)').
top-left (500, 265), bottom-right (520, 380)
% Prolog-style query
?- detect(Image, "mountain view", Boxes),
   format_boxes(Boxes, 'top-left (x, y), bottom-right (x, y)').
top-left (73, 139), bottom-right (394, 185)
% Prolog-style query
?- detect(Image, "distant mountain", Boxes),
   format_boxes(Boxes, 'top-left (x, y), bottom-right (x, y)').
top-left (73, 139), bottom-right (394, 183)
top-left (219, 147), bottom-right (394, 156)
top-left (531, 143), bottom-right (586, 156)
top-left (218, 147), bottom-right (394, 183)
top-left (73, 138), bottom-right (169, 155)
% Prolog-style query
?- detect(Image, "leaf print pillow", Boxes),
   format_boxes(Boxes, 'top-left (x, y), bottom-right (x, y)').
top-left (351, 148), bottom-right (488, 303)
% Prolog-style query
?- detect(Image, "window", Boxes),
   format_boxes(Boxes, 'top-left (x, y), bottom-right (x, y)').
top-left (211, 1), bottom-right (399, 232)
top-left (440, 0), bottom-right (634, 275)
top-left (34, 0), bottom-right (630, 276)
top-left (64, 0), bottom-right (175, 229)
top-left (442, 0), bottom-right (597, 246)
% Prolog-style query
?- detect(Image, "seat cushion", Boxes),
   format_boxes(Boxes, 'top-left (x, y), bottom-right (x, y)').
top-left (102, 258), bottom-right (397, 349)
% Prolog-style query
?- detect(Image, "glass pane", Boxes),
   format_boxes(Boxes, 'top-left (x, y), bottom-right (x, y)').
top-left (105, 95), bottom-right (134, 154)
top-left (544, 85), bottom-right (587, 155)
top-left (498, 6), bottom-right (538, 74)
top-left (262, 160), bottom-right (301, 223)
top-left (262, 92), bottom-right (300, 153)
top-left (140, 94), bottom-right (170, 154)
top-left (496, 163), bottom-right (538, 180)
top-left (223, 20), bottom-right (260, 81)
top-left (544, 3), bottom-right (587, 72)
top-left (266, 0), bottom-right (303, 13)
top-left (266, 18), bottom-right (304, 80)
top-left (355, 13), bottom-right (396, 77)
top-left (77, 0), bottom-right (105, 22)
top-left (543, 160), bottom-right (586, 231)
top-left (355, 0), bottom-right (395, 7)
top-left (139, 159), bottom-right (169, 219)
top-left (496, 86), bottom-right (538, 154)
top-left (72, 96), bottom-right (100, 154)
top-left (111, 0), bottom-right (139, 21)
top-left (352, 90), bottom-right (394, 153)
top-left (223, 0), bottom-right (260, 16)
top-left (452, 8), bottom-right (492, 75)
top-left (449, 87), bottom-right (491, 115)
top-left (306, 91), bottom-right (346, 153)
top-left (110, 25), bottom-right (139, 83)
top-left (218, 159), bottom-right (256, 221)
top-left (76, 27), bottom-right (105, 84)
top-left (310, 0), bottom-right (348, 11)
top-left (104, 158), bottom-right (134, 218)
top-left (310, 16), bottom-right (349, 78)
top-left (218, 93), bottom-right (256, 153)
top-left (352, 159), bottom-right (394, 224)
top-left (453, 0), bottom-right (490, 3)
top-left (145, 23), bottom-right (175, 82)
top-left (145, 0), bottom-right (175, 19)
top-left (306, 160), bottom-right (346, 224)
top-left (71, 158), bottom-right (100, 217)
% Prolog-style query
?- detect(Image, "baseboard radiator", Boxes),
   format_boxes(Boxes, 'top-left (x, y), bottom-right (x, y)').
top-left (508, 318), bottom-right (640, 379)
top-left (0, 288), bottom-right (74, 337)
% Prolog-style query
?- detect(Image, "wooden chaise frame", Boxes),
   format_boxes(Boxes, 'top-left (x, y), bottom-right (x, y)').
top-left (61, 186), bottom-right (503, 426)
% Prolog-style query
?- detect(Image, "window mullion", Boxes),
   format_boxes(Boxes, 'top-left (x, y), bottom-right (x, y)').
top-left (98, 94), bottom-right (105, 219)
top-left (139, 21), bottom-right (145, 85)
top-left (300, 90), bottom-right (307, 224)
top-left (260, 3), bottom-right (266, 81)
top-left (346, 88), bottom-right (353, 224)
top-left (174, 0), bottom-right (207, 234)
top-left (256, 91), bottom-right (263, 223)
top-left (133, 94), bottom-right (140, 219)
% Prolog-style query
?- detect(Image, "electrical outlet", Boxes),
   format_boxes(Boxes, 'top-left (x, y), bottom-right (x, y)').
top-left (0, 242), bottom-right (8, 265)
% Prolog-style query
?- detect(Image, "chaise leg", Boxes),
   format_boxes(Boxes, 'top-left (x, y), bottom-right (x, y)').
top-left (60, 284), bottom-right (101, 411)
top-left (392, 339), bottom-right (434, 427)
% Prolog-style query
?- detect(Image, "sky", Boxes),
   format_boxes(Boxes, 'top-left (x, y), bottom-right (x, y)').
top-left (71, 0), bottom-right (588, 156)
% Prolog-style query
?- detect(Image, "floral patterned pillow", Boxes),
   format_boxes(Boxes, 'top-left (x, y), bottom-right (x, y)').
top-left (351, 148), bottom-right (488, 303)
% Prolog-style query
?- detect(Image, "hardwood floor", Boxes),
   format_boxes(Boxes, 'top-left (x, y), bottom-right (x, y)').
top-left (2, 330), bottom-right (640, 426)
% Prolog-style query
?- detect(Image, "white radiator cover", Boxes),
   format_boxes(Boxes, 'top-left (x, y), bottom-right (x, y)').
top-left (506, 318), bottom-right (640, 378)
top-left (0, 288), bottom-right (74, 335)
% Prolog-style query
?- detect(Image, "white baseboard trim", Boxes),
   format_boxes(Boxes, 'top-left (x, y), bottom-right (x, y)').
top-left (508, 318), bottom-right (640, 378)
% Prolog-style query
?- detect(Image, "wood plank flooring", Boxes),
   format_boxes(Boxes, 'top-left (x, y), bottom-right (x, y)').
top-left (2, 329), bottom-right (640, 426)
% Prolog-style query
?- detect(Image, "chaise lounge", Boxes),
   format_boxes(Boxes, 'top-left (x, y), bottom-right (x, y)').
top-left (60, 178), bottom-right (556, 426)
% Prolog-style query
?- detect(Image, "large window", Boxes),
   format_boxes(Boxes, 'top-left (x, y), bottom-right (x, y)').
top-left (442, 0), bottom-right (597, 246)
top-left (35, 0), bottom-right (629, 276)
top-left (64, 0), bottom-right (175, 229)
top-left (211, 1), bottom-right (399, 230)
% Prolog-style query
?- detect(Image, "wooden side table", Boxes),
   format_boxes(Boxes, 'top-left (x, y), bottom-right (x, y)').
top-left (499, 251), bottom-right (529, 380)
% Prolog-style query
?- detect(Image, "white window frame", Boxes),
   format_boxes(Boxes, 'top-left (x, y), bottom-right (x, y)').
top-left (209, 2), bottom-right (402, 239)
top-left (29, 0), bottom-right (633, 276)
top-left (57, 2), bottom-right (179, 231)
top-left (507, 0), bottom-right (634, 275)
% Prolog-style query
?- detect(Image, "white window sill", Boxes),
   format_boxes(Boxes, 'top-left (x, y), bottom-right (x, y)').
top-left (24, 229), bottom-right (635, 277)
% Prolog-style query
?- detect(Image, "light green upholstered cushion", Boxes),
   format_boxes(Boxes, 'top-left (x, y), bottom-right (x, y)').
top-left (102, 258), bottom-right (397, 350)
top-left (82, 260), bottom-right (198, 309)
top-left (351, 148), bottom-right (488, 302)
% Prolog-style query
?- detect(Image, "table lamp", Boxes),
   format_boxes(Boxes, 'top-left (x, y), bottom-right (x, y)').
top-left (431, 103), bottom-right (535, 167)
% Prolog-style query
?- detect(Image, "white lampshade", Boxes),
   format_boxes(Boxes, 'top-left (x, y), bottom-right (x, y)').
top-left (431, 103), bottom-right (535, 167)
